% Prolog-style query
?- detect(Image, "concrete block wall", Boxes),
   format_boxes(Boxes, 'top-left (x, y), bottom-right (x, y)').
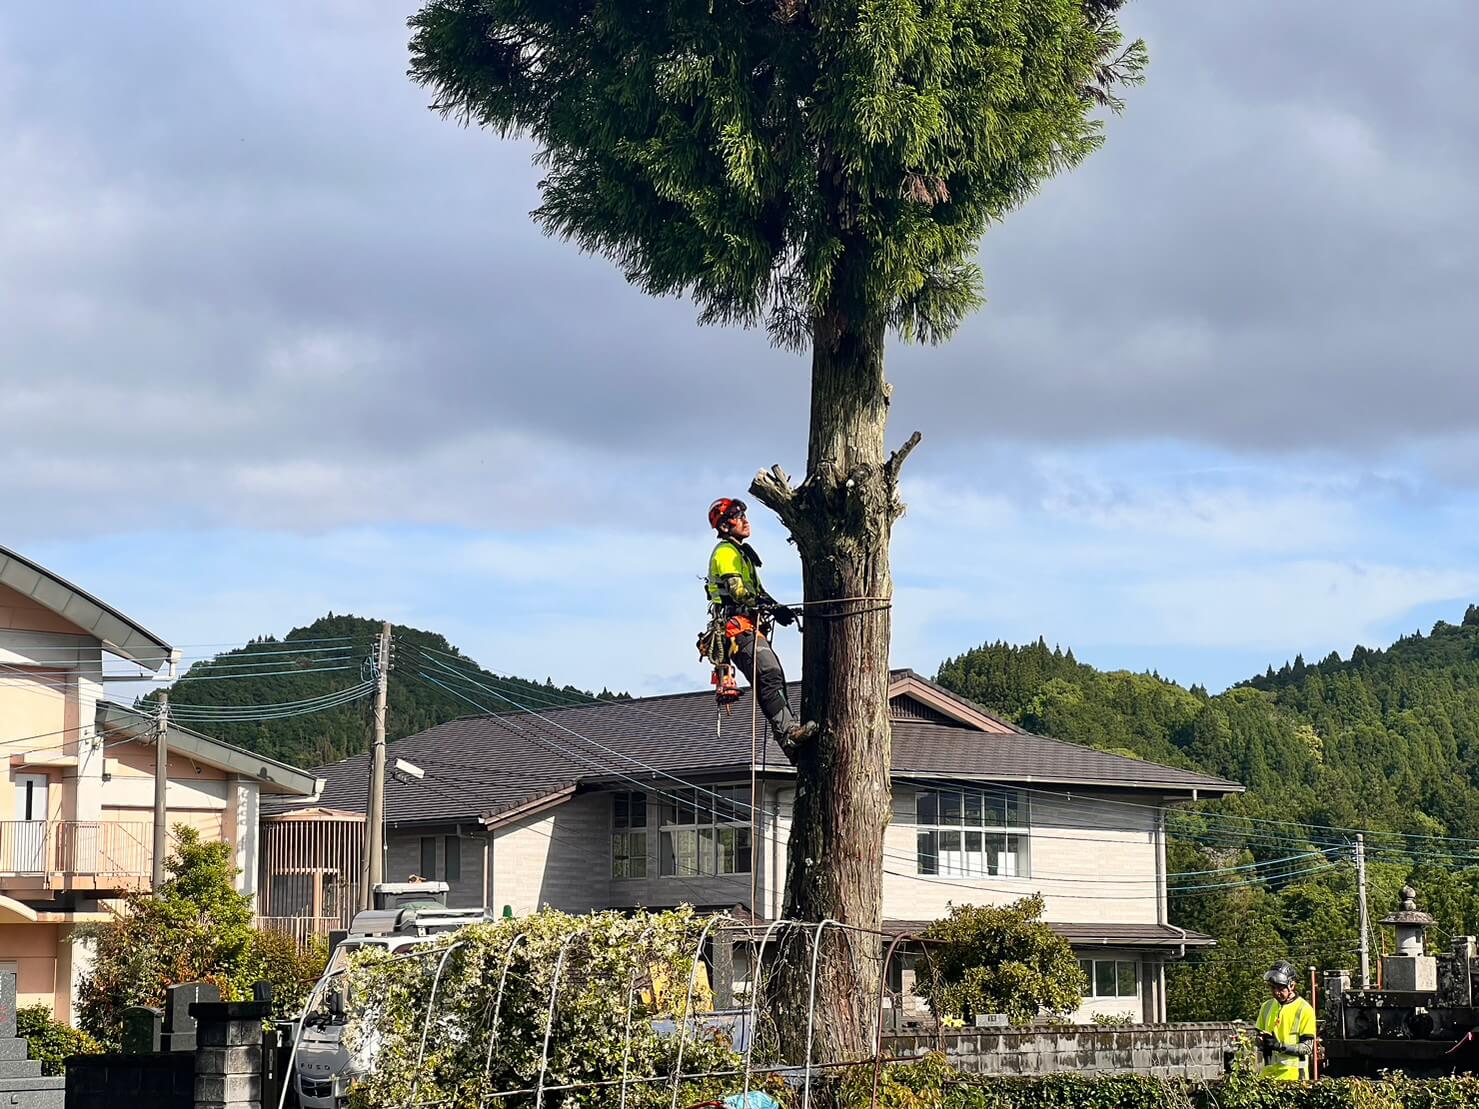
top-left (386, 829), bottom-right (487, 909)
top-left (882, 1023), bottom-right (1237, 1080)
top-left (190, 1001), bottom-right (271, 1109)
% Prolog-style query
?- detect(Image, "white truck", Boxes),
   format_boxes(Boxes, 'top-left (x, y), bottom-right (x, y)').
top-left (293, 882), bottom-right (488, 1109)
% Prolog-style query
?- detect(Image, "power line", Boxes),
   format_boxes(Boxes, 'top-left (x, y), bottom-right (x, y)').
top-left (407, 671), bottom-right (1350, 900)
top-left (400, 641), bottom-right (1479, 858)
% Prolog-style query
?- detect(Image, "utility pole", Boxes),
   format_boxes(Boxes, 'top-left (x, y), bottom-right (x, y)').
top-left (1356, 834), bottom-right (1371, 988)
top-left (359, 622), bottom-right (393, 911)
top-left (152, 692), bottom-right (169, 888)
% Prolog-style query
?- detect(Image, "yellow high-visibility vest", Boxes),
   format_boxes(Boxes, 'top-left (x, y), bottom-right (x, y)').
top-left (707, 540), bottom-right (762, 606)
top-left (1255, 996), bottom-right (1316, 1081)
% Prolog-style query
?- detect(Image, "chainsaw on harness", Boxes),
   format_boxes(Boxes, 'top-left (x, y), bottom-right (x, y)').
top-left (696, 604), bottom-right (787, 715)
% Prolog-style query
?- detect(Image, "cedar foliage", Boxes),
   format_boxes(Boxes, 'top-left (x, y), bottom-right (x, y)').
top-left (406, 0), bottom-right (1144, 350)
top-left (935, 609), bottom-right (1479, 1021)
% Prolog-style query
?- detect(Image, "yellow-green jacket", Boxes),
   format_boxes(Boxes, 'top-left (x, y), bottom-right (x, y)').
top-left (1255, 995), bottom-right (1316, 1081)
top-left (706, 540), bottom-right (765, 608)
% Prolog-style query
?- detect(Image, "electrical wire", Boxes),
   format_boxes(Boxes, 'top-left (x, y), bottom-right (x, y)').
top-left (407, 671), bottom-right (1349, 899)
top-left (402, 639), bottom-right (1479, 860)
top-left (167, 664), bottom-right (358, 683)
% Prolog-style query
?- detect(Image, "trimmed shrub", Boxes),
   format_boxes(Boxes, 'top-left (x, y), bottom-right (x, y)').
top-left (15, 1004), bottom-right (101, 1076)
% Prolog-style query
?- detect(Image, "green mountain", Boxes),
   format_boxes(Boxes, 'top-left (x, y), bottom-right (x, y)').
top-left (935, 606), bottom-right (1479, 1020)
top-left (141, 614), bottom-right (626, 768)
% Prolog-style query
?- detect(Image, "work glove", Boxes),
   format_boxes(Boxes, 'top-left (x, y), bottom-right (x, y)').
top-left (772, 605), bottom-right (797, 627)
top-left (1257, 1032), bottom-right (1276, 1052)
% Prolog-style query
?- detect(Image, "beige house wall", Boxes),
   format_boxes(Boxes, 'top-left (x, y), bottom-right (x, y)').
top-left (883, 787), bottom-right (1163, 925)
top-left (489, 793), bottom-right (612, 916)
top-left (477, 780), bottom-right (1174, 1025)
top-left (0, 585), bottom-right (272, 1021)
top-left (0, 923), bottom-right (62, 1010)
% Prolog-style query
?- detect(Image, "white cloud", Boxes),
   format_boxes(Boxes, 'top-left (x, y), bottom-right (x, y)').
top-left (1128, 562), bottom-right (1479, 650)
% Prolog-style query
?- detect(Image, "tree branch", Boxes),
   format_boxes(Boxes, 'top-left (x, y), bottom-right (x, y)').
top-left (750, 464), bottom-right (799, 525)
top-left (885, 431), bottom-right (923, 486)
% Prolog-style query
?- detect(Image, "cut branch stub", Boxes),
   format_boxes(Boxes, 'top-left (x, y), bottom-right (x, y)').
top-left (885, 431), bottom-right (922, 486)
top-left (886, 430), bottom-right (922, 520)
top-left (749, 465), bottom-right (798, 526)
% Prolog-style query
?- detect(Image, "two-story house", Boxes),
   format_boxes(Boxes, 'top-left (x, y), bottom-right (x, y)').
top-left (270, 669), bottom-right (1240, 1022)
top-left (0, 545), bottom-right (319, 1020)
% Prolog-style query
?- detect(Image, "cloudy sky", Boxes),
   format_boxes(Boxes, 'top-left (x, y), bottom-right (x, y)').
top-left (3, 1), bottom-right (1477, 697)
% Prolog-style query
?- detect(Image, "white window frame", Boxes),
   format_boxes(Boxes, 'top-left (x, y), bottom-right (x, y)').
top-left (914, 787), bottom-right (1029, 878)
top-left (659, 786), bottom-right (751, 878)
top-left (1078, 957), bottom-right (1140, 999)
top-left (611, 791), bottom-right (649, 880)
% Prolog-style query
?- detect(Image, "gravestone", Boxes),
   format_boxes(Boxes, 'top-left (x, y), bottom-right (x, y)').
top-left (0, 972), bottom-right (65, 1108)
top-left (121, 1007), bottom-right (163, 1055)
top-left (164, 984), bottom-right (220, 1053)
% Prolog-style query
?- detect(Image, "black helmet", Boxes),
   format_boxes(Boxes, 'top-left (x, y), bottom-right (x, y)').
top-left (1264, 960), bottom-right (1296, 988)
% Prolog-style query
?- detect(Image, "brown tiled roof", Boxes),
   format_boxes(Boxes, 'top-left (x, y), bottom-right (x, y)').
top-left (281, 670), bottom-right (1240, 827)
top-left (884, 919), bottom-right (1216, 949)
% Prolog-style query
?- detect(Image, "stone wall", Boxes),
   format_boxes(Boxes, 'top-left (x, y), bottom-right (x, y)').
top-left (883, 1023), bottom-right (1238, 1079)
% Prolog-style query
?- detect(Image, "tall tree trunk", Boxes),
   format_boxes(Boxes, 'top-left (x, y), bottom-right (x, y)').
top-left (750, 302), bottom-right (920, 1063)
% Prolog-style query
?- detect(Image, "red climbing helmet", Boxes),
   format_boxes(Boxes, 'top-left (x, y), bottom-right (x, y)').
top-left (707, 497), bottom-right (747, 532)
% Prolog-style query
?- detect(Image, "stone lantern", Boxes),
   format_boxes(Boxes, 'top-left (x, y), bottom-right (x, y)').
top-left (1380, 885), bottom-right (1437, 991)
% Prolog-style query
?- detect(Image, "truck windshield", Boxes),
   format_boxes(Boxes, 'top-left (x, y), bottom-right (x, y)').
top-left (302, 941), bottom-right (371, 1027)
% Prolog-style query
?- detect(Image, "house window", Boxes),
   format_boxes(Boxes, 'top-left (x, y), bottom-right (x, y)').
top-left (420, 837), bottom-right (437, 879)
top-left (444, 836), bottom-right (462, 882)
top-left (915, 788), bottom-right (1027, 877)
top-left (1079, 958), bottom-right (1139, 998)
top-left (612, 791), bottom-right (648, 879)
top-left (660, 786), bottom-right (750, 877)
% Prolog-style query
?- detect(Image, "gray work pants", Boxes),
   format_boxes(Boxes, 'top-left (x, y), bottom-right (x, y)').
top-left (730, 629), bottom-right (797, 739)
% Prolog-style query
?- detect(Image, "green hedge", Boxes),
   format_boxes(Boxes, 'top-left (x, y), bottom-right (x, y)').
top-left (15, 1005), bottom-right (101, 1077)
top-left (835, 1056), bottom-right (1479, 1109)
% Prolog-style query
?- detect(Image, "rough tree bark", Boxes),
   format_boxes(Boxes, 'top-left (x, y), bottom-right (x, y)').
top-left (750, 295), bottom-right (921, 1063)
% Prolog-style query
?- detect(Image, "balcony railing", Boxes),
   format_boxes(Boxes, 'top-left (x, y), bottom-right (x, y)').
top-left (0, 820), bottom-right (152, 885)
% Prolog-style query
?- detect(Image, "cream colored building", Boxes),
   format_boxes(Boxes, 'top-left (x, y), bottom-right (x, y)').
top-left (276, 670), bottom-right (1241, 1024)
top-left (0, 545), bottom-right (318, 1020)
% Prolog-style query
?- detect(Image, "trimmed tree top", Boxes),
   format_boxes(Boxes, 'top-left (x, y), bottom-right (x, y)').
top-left (409, 0), bottom-right (1143, 347)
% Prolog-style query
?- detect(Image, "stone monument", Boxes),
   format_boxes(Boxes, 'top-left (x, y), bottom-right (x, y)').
top-left (1380, 885), bottom-right (1438, 992)
top-left (0, 972), bottom-right (65, 1108)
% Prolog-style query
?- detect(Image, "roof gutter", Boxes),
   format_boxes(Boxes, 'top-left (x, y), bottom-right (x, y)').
top-left (1170, 924), bottom-right (1188, 960)
top-left (95, 701), bottom-right (319, 797)
top-left (481, 784), bottom-right (578, 831)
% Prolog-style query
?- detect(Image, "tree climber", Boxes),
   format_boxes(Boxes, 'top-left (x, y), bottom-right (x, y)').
top-left (699, 498), bottom-right (818, 751)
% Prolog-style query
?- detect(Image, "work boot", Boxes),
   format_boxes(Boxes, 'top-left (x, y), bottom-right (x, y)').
top-left (784, 721), bottom-right (818, 745)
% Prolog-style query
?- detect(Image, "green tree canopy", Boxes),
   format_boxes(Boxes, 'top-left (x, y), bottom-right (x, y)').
top-left (915, 894), bottom-right (1086, 1024)
top-left (76, 827), bottom-right (325, 1047)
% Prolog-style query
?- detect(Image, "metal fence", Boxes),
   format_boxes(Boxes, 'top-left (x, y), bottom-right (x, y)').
top-left (0, 819), bottom-right (152, 882)
top-left (256, 914), bottom-right (341, 947)
top-left (283, 914), bottom-right (943, 1109)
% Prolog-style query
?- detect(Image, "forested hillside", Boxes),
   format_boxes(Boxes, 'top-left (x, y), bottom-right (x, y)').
top-left (141, 614), bottom-right (625, 768)
top-left (935, 605), bottom-right (1479, 1021)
